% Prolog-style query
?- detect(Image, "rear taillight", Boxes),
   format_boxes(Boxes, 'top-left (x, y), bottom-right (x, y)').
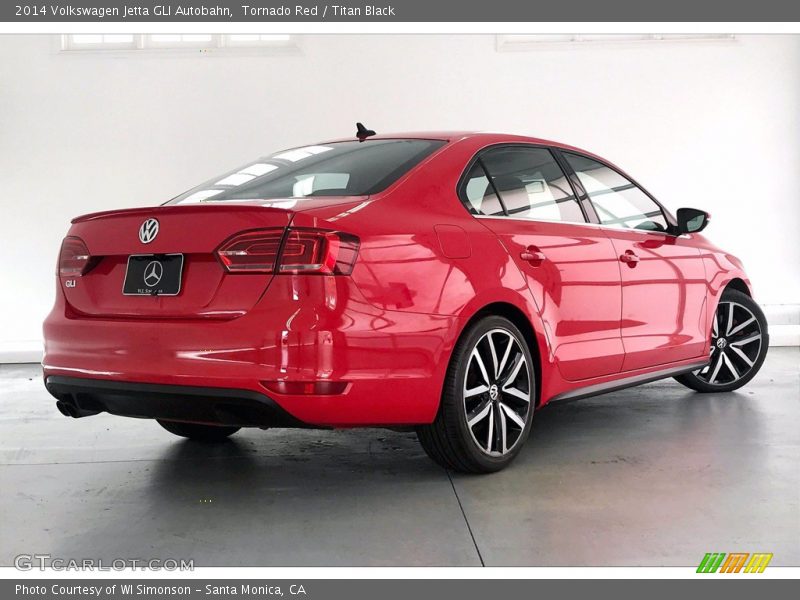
top-left (216, 228), bottom-right (360, 275)
top-left (58, 236), bottom-right (96, 277)
top-left (279, 228), bottom-right (360, 275)
top-left (216, 229), bottom-right (284, 273)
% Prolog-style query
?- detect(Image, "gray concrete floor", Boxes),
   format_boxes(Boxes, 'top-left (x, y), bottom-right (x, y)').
top-left (1, 348), bottom-right (798, 567)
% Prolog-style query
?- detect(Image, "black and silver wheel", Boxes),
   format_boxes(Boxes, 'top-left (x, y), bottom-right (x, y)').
top-left (675, 289), bottom-right (768, 393)
top-left (157, 420), bottom-right (240, 442)
top-left (417, 315), bottom-right (535, 473)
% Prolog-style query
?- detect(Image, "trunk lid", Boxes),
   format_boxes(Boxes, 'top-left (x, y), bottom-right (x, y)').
top-left (62, 202), bottom-right (350, 319)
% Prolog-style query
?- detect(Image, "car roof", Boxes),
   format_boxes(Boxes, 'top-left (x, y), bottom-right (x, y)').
top-left (321, 131), bottom-right (599, 157)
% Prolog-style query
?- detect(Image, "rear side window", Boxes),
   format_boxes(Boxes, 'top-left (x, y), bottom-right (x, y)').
top-left (461, 162), bottom-right (505, 216)
top-left (461, 146), bottom-right (586, 223)
top-left (563, 152), bottom-right (668, 232)
top-left (167, 139), bottom-right (445, 204)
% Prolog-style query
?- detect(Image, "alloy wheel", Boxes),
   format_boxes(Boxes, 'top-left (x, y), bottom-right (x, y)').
top-left (696, 301), bottom-right (763, 386)
top-left (463, 328), bottom-right (532, 456)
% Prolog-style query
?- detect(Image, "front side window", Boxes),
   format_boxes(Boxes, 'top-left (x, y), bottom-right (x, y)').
top-left (563, 153), bottom-right (668, 232)
top-left (167, 139), bottom-right (445, 204)
top-left (467, 146), bottom-right (585, 223)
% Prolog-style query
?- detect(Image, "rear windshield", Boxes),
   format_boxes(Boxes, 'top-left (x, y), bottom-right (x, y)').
top-left (166, 139), bottom-right (445, 204)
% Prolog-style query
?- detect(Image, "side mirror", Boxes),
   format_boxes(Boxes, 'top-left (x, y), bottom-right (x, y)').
top-left (676, 207), bottom-right (710, 234)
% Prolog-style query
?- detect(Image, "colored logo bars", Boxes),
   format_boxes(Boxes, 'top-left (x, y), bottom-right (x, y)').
top-left (697, 552), bottom-right (773, 573)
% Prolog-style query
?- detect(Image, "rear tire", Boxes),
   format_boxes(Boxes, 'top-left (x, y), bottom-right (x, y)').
top-left (417, 315), bottom-right (535, 474)
top-left (674, 288), bottom-right (768, 393)
top-left (157, 420), bottom-right (240, 442)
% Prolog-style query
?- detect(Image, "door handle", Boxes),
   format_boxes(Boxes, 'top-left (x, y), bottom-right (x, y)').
top-left (520, 247), bottom-right (546, 265)
top-left (619, 250), bottom-right (640, 266)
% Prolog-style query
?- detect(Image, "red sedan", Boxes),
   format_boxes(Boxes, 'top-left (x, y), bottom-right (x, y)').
top-left (43, 129), bottom-right (769, 472)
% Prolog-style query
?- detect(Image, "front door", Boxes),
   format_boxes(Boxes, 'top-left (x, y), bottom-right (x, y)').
top-left (562, 152), bottom-right (708, 371)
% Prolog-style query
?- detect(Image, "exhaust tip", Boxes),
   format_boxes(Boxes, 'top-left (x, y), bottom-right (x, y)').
top-left (56, 400), bottom-right (78, 418)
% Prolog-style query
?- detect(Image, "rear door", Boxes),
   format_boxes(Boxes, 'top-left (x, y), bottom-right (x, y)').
top-left (561, 152), bottom-right (708, 371)
top-left (464, 145), bottom-right (624, 381)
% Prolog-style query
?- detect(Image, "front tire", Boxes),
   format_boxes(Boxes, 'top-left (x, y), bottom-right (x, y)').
top-left (417, 316), bottom-right (535, 474)
top-left (157, 420), bottom-right (240, 442)
top-left (674, 289), bottom-right (768, 393)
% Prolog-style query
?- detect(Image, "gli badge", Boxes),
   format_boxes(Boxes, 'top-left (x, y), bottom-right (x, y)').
top-left (139, 218), bottom-right (159, 244)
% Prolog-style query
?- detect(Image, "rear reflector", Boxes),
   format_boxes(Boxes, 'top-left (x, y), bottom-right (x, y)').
top-left (261, 380), bottom-right (350, 396)
top-left (216, 227), bottom-right (359, 275)
top-left (58, 236), bottom-right (97, 277)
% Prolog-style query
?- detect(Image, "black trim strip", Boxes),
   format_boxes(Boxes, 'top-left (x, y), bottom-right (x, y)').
top-left (45, 376), bottom-right (314, 428)
top-left (479, 156), bottom-right (507, 215)
top-left (547, 360), bottom-right (708, 404)
top-left (552, 148), bottom-right (599, 224)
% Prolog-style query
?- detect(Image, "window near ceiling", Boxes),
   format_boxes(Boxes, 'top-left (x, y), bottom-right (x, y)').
top-left (62, 34), bottom-right (137, 50)
top-left (225, 34), bottom-right (292, 46)
top-left (496, 34), bottom-right (734, 51)
top-left (61, 34), bottom-right (296, 52)
top-left (144, 34), bottom-right (215, 48)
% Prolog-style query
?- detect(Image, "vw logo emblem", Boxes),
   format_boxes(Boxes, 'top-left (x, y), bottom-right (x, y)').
top-left (489, 384), bottom-right (499, 401)
top-left (716, 338), bottom-right (728, 349)
top-left (139, 218), bottom-right (159, 244)
top-left (143, 261), bottom-right (163, 288)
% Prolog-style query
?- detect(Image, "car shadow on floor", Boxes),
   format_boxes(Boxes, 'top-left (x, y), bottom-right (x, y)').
top-left (14, 384), bottom-right (796, 567)
top-left (38, 431), bottom-right (481, 566)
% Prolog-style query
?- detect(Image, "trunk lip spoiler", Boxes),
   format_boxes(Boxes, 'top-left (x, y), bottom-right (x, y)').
top-left (71, 196), bottom-right (368, 224)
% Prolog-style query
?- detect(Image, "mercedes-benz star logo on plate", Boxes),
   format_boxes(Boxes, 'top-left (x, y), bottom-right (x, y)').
top-left (139, 218), bottom-right (159, 244)
top-left (143, 261), bottom-right (163, 288)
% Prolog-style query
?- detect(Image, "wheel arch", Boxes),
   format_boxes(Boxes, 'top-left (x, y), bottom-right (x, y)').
top-left (712, 277), bottom-right (752, 329)
top-left (724, 277), bottom-right (751, 297)
top-left (453, 300), bottom-right (545, 407)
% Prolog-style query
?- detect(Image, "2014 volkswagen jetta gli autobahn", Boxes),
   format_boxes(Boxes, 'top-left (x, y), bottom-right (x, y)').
top-left (43, 129), bottom-right (769, 473)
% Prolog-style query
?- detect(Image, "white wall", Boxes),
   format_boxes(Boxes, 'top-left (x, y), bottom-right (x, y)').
top-left (1, 34), bottom-right (799, 359)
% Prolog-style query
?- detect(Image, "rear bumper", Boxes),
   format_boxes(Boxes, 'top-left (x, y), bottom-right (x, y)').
top-left (43, 275), bottom-right (459, 426)
top-left (45, 376), bottom-right (308, 428)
